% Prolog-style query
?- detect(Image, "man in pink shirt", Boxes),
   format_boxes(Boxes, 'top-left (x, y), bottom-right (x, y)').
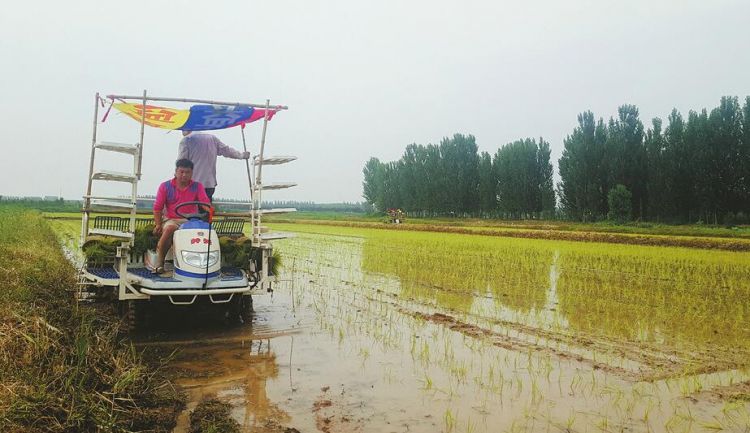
top-left (152, 159), bottom-right (211, 273)
top-left (178, 131), bottom-right (250, 201)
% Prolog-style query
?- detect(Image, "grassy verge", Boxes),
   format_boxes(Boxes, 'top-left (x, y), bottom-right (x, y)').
top-left (0, 206), bottom-right (183, 432)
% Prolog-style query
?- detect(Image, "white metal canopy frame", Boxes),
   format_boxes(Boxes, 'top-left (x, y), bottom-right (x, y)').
top-left (79, 90), bottom-right (297, 304)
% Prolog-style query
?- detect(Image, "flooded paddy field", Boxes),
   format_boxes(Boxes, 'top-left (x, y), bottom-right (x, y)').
top-left (49, 218), bottom-right (750, 432)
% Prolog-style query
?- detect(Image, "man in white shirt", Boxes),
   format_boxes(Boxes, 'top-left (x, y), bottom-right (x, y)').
top-left (177, 130), bottom-right (250, 201)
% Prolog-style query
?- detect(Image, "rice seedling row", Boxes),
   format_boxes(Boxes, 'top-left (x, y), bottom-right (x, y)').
top-left (269, 222), bottom-right (750, 432)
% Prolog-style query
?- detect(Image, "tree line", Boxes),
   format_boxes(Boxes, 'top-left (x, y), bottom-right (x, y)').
top-left (362, 96), bottom-right (750, 224)
top-left (363, 134), bottom-right (555, 218)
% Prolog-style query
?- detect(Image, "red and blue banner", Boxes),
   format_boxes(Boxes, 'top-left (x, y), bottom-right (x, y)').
top-left (113, 103), bottom-right (277, 130)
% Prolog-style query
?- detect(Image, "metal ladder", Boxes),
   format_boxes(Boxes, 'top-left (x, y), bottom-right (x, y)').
top-left (81, 93), bottom-right (143, 245)
top-left (78, 92), bottom-right (146, 301)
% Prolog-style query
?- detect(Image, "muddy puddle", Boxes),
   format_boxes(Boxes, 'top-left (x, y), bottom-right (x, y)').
top-left (134, 230), bottom-right (750, 433)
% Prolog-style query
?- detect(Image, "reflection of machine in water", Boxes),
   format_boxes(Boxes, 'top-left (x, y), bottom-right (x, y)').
top-left (170, 337), bottom-right (292, 431)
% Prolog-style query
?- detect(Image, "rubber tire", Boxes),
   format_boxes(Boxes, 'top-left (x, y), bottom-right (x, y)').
top-left (120, 300), bottom-right (148, 333)
top-left (240, 295), bottom-right (253, 323)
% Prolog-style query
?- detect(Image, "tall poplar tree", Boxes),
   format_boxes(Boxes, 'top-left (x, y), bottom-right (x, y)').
top-left (362, 157), bottom-right (385, 211)
top-left (663, 109), bottom-right (693, 222)
top-left (645, 118), bottom-right (667, 220)
top-left (537, 138), bottom-right (556, 216)
top-left (704, 96), bottom-right (745, 218)
top-left (606, 105), bottom-right (646, 219)
top-left (494, 138), bottom-right (553, 217)
top-left (742, 97), bottom-right (750, 213)
top-left (558, 111), bottom-right (608, 220)
top-left (477, 151), bottom-right (497, 215)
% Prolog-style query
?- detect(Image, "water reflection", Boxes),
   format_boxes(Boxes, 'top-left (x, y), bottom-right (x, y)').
top-left (168, 337), bottom-right (291, 432)
top-left (269, 227), bottom-right (750, 432)
top-left (281, 228), bottom-right (750, 372)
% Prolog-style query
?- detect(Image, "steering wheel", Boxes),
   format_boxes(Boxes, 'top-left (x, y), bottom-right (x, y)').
top-left (174, 201), bottom-right (214, 221)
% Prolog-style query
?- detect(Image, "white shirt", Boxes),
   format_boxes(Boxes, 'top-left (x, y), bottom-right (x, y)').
top-left (177, 133), bottom-right (244, 188)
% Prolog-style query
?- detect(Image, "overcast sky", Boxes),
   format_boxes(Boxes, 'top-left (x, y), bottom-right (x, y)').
top-left (1, 0), bottom-right (749, 203)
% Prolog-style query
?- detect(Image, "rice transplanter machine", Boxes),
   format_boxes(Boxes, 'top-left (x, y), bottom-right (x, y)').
top-left (77, 91), bottom-right (297, 330)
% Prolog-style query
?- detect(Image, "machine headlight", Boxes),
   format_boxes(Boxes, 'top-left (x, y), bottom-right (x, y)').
top-left (181, 251), bottom-right (219, 268)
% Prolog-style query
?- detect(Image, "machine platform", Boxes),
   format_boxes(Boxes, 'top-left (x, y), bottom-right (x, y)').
top-left (83, 266), bottom-right (248, 290)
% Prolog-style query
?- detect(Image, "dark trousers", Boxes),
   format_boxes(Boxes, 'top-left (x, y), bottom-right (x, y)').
top-left (205, 188), bottom-right (215, 202)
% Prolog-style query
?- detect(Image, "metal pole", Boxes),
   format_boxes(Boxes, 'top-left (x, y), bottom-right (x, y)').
top-left (106, 94), bottom-right (288, 111)
top-left (253, 100), bottom-right (271, 242)
top-left (81, 92), bottom-right (100, 245)
top-left (129, 89), bottom-right (146, 244)
top-left (137, 90), bottom-right (146, 179)
top-left (255, 99), bottom-right (271, 188)
top-left (240, 127), bottom-right (254, 207)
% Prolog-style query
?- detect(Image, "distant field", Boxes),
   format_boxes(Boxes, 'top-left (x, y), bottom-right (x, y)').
top-left (268, 216), bottom-right (750, 251)
top-left (43, 211), bottom-right (750, 251)
top-left (44, 209), bottom-right (750, 240)
top-left (271, 212), bottom-right (750, 239)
